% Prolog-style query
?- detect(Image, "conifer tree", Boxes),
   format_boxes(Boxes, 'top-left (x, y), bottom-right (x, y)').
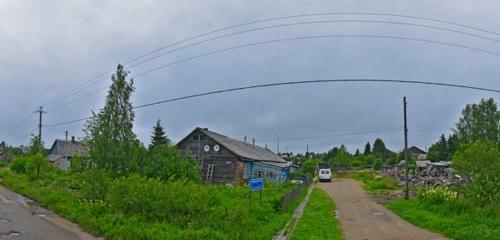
top-left (149, 119), bottom-right (170, 150)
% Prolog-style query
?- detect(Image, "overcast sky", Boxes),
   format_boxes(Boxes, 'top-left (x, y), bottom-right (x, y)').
top-left (1, 0), bottom-right (499, 154)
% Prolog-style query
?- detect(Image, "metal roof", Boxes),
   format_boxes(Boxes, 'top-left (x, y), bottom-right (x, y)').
top-left (183, 127), bottom-right (287, 163)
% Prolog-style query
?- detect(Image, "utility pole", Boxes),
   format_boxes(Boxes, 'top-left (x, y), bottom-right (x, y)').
top-left (277, 137), bottom-right (280, 154)
top-left (65, 130), bottom-right (68, 141)
top-left (35, 106), bottom-right (46, 149)
top-left (403, 97), bottom-right (409, 200)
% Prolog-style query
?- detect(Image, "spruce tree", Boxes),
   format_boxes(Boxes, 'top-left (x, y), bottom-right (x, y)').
top-left (149, 119), bottom-right (170, 149)
top-left (363, 142), bottom-right (371, 155)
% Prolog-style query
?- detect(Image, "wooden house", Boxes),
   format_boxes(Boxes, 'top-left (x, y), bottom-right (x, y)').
top-left (177, 127), bottom-right (289, 184)
top-left (47, 137), bottom-right (89, 170)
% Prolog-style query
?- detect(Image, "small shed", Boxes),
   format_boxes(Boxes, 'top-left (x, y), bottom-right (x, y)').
top-left (47, 137), bottom-right (89, 170)
top-left (177, 127), bottom-right (289, 184)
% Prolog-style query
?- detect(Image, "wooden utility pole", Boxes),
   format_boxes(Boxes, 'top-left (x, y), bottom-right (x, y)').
top-left (35, 106), bottom-right (46, 148)
top-left (403, 97), bottom-right (409, 200)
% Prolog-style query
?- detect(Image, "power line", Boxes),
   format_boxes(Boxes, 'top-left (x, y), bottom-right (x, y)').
top-left (40, 12), bottom-right (500, 109)
top-left (45, 33), bottom-right (500, 114)
top-left (43, 78), bottom-right (500, 128)
top-left (11, 127), bottom-right (38, 145)
top-left (45, 19), bottom-right (500, 109)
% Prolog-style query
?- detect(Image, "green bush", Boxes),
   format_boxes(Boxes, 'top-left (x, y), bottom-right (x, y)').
top-left (373, 158), bottom-right (383, 170)
top-left (9, 157), bottom-right (27, 173)
top-left (79, 169), bottom-right (112, 201)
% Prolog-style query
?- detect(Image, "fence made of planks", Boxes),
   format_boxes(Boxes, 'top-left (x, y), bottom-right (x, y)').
top-left (281, 174), bottom-right (312, 211)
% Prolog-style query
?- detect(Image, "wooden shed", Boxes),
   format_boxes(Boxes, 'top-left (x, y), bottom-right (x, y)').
top-left (177, 127), bottom-right (289, 184)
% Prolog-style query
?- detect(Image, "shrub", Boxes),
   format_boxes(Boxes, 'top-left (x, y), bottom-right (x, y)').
top-left (80, 169), bottom-right (112, 201)
top-left (373, 158), bottom-right (383, 170)
top-left (452, 141), bottom-right (500, 205)
top-left (10, 157), bottom-right (27, 173)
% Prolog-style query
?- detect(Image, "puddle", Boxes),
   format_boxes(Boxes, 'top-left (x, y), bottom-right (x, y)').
top-left (0, 218), bottom-right (9, 223)
top-left (373, 211), bottom-right (383, 216)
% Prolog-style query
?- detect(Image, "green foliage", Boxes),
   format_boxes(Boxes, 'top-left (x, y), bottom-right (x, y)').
top-left (28, 135), bottom-right (44, 155)
top-left (428, 134), bottom-right (458, 161)
top-left (85, 64), bottom-right (140, 175)
top-left (452, 141), bottom-right (500, 205)
top-left (9, 157), bottom-right (27, 173)
top-left (24, 153), bottom-right (49, 179)
top-left (387, 196), bottom-right (500, 240)
top-left (143, 145), bottom-right (200, 182)
top-left (352, 171), bottom-right (400, 192)
top-left (0, 167), bottom-right (306, 240)
top-left (292, 189), bottom-right (342, 240)
top-left (363, 142), bottom-right (371, 155)
top-left (373, 158), bottom-right (383, 170)
top-left (149, 119), bottom-right (171, 150)
top-left (455, 98), bottom-right (500, 146)
top-left (301, 159), bottom-right (319, 176)
top-left (328, 145), bottom-right (352, 167)
top-left (69, 156), bottom-right (92, 173)
top-left (80, 169), bottom-right (112, 201)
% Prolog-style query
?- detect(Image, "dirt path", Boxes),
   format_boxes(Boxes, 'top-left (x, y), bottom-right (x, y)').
top-left (0, 185), bottom-right (101, 240)
top-left (318, 179), bottom-right (447, 240)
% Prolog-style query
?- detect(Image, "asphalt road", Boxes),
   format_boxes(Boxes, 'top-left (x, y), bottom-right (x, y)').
top-left (318, 179), bottom-right (447, 240)
top-left (0, 185), bottom-right (100, 240)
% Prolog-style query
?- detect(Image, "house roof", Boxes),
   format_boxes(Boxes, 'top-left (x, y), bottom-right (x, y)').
top-left (178, 127), bottom-right (286, 163)
top-left (49, 139), bottom-right (89, 157)
top-left (398, 146), bottom-right (427, 155)
top-left (408, 146), bottom-right (427, 155)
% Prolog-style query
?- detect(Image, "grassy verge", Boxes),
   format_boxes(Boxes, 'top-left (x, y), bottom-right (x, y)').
top-left (334, 171), bottom-right (400, 192)
top-left (291, 188), bottom-right (343, 240)
top-left (0, 168), bottom-right (307, 240)
top-left (387, 199), bottom-right (500, 240)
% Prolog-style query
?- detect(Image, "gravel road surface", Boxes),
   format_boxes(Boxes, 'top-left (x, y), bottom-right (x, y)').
top-left (318, 179), bottom-right (447, 240)
top-left (0, 185), bottom-right (100, 240)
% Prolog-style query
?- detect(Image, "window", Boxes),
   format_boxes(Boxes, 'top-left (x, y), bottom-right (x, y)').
top-left (193, 135), bottom-right (199, 140)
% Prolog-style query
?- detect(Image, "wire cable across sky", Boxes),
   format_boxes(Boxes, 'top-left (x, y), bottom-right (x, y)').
top-left (40, 12), bottom-right (500, 109)
top-left (43, 78), bottom-right (500, 128)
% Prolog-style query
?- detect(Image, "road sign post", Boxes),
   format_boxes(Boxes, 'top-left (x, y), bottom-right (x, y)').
top-left (250, 178), bottom-right (264, 205)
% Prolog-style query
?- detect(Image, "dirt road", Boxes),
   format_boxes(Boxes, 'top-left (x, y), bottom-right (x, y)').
top-left (0, 185), bottom-right (100, 240)
top-left (318, 179), bottom-right (447, 240)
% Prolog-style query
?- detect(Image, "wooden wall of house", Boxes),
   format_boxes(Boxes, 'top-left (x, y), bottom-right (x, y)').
top-left (178, 130), bottom-right (241, 184)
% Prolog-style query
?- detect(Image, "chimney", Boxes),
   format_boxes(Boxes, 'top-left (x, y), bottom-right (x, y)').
top-left (71, 136), bottom-right (75, 143)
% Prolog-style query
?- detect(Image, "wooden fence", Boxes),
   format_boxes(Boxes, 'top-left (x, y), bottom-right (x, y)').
top-left (281, 174), bottom-right (312, 211)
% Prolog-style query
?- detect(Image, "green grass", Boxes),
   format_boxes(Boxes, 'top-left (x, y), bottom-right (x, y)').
top-left (291, 188), bottom-right (343, 240)
top-left (337, 171), bottom-right (400, 192)
top-left (0, 168), bottom-right (307, 240)
top-left (387, 199), bottom-right (500, 240)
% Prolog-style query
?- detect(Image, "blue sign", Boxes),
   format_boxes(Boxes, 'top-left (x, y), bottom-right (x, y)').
top-left (250, 178), bottom-right (264, 191)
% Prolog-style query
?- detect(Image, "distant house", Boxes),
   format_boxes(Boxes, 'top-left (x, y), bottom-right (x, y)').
top-left (398, 146), bottom-right (428, 160)
top-left (47, 137), bottom-right (89, 170)
top-left (408, 146), bottom-right (428, 160)
top-left (177, 127), bottom-right (290, 184)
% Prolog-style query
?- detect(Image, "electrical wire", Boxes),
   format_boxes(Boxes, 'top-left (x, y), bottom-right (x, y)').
top-left (43, 78), bottom-right (500, 128)
top-left (40, 12), bottom-right (500, 109)
top-left (11, 127), bottom-right (38, 145)
top-left (44, 33), bottom-right (500, 114)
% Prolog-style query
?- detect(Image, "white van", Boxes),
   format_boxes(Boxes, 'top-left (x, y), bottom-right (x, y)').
top-left (318, 168), bottom-right (332, 182)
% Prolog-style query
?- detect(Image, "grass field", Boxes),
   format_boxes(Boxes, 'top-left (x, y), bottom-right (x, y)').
top-left (334, 171), bottom-right (400, 192)
top-left (0, 168), bottom-right (307, 240)
top-left (387, 199), bottom-right (500, 240)
top-left (291, 188), bottom-right (343, 240)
